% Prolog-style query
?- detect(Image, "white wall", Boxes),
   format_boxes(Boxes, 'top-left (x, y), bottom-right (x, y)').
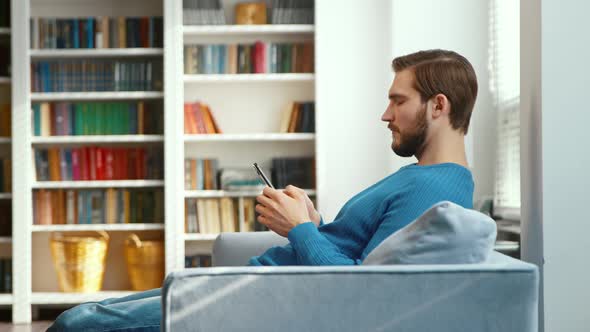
top-left (521, 0), bottom-right (590, 331)
top-left (390, 0), bottom-right (496, 203)
top-left (315, 0), bottom-right (394, 220)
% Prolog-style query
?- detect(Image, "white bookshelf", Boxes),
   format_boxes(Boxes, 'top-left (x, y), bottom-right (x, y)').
top-left (183, 24), bottom-right (314, 36)
top-left (30, 48), bottom-right (164, 58)
top-left (31, 135), bottom-right (165, 145)
top-left (0, 237), bottom-right (11, 243)
top-left (0, 28), bottom-right (9, 35)
top-left (0, 138), bottom-right (11, 144)
top-left (184, 133), bottom-right (315, 142)
top-left (184, 73), bottom-right (314, 83)
top-left (0, 77), bottom-right (10, 84)
top-left (0, 294), bottom-right (13, 305)
top-left (30, 91), bottom-right (165, 101)
top-left (185, 189), bottom-right (316, 198)
top-left (31, 291), bottom-right (138, 305)
top-left (0, 193), bottom-right (11, 199)
top-left (184, 233), bottom-right (219, 241)
top-left (32, 180), bottom-right (165, 189)
top-left (32, 223), bottom-right (165, 232)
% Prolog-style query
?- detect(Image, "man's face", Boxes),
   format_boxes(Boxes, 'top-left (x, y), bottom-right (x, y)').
top-left (381, 70), bottom-right (429, 157)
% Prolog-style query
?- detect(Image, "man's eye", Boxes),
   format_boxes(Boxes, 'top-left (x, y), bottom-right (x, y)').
top-left (396, 101), bottom-right (405, 106)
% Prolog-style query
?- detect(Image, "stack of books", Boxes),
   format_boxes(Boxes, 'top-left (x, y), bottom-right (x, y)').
top-left (184, 102), bottom-right (222, 134)
top-left (33, 188), bottom-right (164, 225)
top-left (31, 59), bottom-right (163, 92)
top-left (279, 101), bottom-right (315, 133)
top-left (185, 254), bottom-right (212, 268)
top-left (34, 147), bottom-right (164, 181)
top-left (32, 101), bottom-right (163, 136)
top-left (0, 259), bottom-right (11, 293)
top-left (183, 0), bottom-right (225, 25)
top-left (271, 0), bottom-right (314, 24)
top-left (0, 104), bottom-right (9, 136)
top-left (185, 197), bottom-right (239, 233)
top-left (30, 16), bottom-right (164, 49)
top-left (184, 42), bottom-right (314, 74)
top-left (184, 158), bottom-right (219, 190)
top-left (0, 157), bottom-right (10, 192)
top-left (271, 157), bottom-right (315, 189)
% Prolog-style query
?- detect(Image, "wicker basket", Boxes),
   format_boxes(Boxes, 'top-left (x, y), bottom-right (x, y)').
top-left (50, 231), bottom-right (109, 293)
top-left (125, 234), bottom-right (165, 291)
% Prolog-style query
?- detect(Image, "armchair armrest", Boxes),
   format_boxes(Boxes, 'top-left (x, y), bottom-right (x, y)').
top-left (212, 231), bottom-right (288, 266)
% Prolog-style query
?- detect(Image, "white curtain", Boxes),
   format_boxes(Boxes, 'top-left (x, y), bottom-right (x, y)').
top-left (489, 0), bottom-right (520, 218)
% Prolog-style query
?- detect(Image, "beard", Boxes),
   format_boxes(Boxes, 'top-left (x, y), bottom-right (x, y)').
top-left (391, 104), bottom-right (428, 157)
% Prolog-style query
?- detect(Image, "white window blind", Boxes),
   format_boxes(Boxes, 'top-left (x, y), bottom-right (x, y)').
top-left (489, 0), bottom-right (520, 218)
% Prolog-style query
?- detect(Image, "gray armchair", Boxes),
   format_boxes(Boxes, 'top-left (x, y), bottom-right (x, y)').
top-left (162, 231), bottom-right (539, 332)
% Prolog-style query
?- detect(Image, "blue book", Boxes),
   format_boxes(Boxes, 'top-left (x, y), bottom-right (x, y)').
top-left (129, 103), bottom-right (137, 134)
top-left (64, 149), bottom-right (72, 181)
top-left (73, 19), bottom-right (79, 49)
top-left (219, 45), bottom-right (226, 74)
top-left (68, 103), bottom-right (75, 135)
top-left (78, 191), bottom-right (86, 224)
top-left (33, 104), bottom-right (41, 136)
top-left (87, 18), bottom-right (94, 48)
top-left (149, 17), bottom-right (154, 47)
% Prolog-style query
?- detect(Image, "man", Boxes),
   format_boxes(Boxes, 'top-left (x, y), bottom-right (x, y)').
top-left (48, 49), bottom-right (478, 331)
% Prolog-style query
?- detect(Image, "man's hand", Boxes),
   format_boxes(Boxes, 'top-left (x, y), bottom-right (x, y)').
top-left (284, 185), bottom-right (321, 226)
top-left (255, 185), bottom-right (316, 237)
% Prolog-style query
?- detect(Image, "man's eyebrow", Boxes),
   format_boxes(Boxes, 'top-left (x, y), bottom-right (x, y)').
top-left (388, 93), bottom-right (407, 100)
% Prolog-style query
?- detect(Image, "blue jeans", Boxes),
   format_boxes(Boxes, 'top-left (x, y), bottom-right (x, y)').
top-left (47, 288), bottom-right (162, 332)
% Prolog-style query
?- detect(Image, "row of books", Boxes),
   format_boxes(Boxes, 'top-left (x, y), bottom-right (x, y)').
top-left (185, 254), bottom-right (212, 268)
top-left (0, 157), bottom-right (10, 193)
top-left (185, 197), bottom-right (238, 234)
top-left (272, 157), bottom-right (315, 189)
top-left (35, 147), bottom-right (163, 181)
top-left (183, 0), bottom-right (225, 25)
top-left (271, 0), bottom-right (314, 24)
top-left (0, 259), bottom-right (11, 293)
top-left (279, 101), bottom-right (315, 133)
top-left (0, 200), bottom-right (10, 236)
top-left (31, 60), bottom-right (163, 92)
top-left (184, 42), bottom-right (314, 74)
top-left (184, 158), bottom-right (220, 190)
top-left (0, 104), bottom-right (10, 137)
top-left (184, 102), bottom-right (222, 134)
top-left (30, 17), bottom-right (164, 49)
top-left (0, 0), bottom-right (9, 28)
top-left (33, 188), bottom-right (164, 225)
top-left (32, 102), bottom-right (163, 136)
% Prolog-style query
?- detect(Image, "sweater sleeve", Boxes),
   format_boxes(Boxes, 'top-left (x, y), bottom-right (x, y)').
top-left (287, 222), bottom-right (363, 265)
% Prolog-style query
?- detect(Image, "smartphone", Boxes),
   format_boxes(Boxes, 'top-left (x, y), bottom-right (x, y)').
top-left (253, 163), bottom-right (275, 189)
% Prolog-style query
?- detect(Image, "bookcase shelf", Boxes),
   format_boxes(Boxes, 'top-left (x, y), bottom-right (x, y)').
top-left (0, 28), bottom-right (9, 35)
top-left (183, 24), bottom-right (314, 36)
top-left (0, 237), bottom-right (11, 243)
top-left (30, 48), bottom-right (164, 58)
top-left (0, 77), bottom-right (10, 84)
top-left (32, 223), bottom-right (165, 232)
top-left (184, 133), bottom-right (315, 142)
top-left (31, 135), bottom-right (165, 145)
top-left (32, 180), bottom-right (165, 189)
top-left (0, 193), bottom-right (11, 199)
top-left (184, 233), bottom-right (219, 241)
top-left (0, 138), bottom-right (10, 144)
top-left (31, 291), bottom-right (138, 305)
top-left (0, 294), bottom-right (13, 305)
top-left (185, 189), bottom-right (316, 198)
top-left (30, 91), bottom-right (165, 102)
top-left (183, 73), bottom-right (315, 83)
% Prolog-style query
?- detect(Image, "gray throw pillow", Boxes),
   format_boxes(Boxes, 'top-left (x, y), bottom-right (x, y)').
top-left (362, 201), bottom-right (497, 265)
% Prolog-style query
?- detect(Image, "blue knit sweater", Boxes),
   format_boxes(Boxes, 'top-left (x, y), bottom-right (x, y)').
top-left (249, 163), bottom-right (474, 266)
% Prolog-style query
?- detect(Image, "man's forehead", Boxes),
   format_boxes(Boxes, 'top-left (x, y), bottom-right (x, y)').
top-left (390, 70), bottom-right (416, 97)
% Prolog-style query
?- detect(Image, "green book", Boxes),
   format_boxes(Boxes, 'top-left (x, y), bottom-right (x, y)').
top-left (95, 103), bottom-right (103, 135)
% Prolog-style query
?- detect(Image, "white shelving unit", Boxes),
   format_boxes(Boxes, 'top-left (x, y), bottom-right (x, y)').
top-left (0, 138), bottom-right (11, 144)
top-left (30, 48), bottom-right (164, 58)
top-left (183, 24), bottom-right (314, 36)
top-left (0, 193), bottom-right (11, 199)
top-left (32, 180), bottom-right (165, 189)
top-left (0, 28), bottom-right (10, 35)
top-left (31, 135), bottom-right (165, 145)
top-left (30, 91), bottom-right (164, 101)
top-left (32, 223), bottom-right (165, 232)
top-left (185, 189), bottom-right (316, 198)
top-left (0, 77), bottom-right (10, 84)
top-left (184, 73), bottom-right (314, 83)
top-left (0, 294), bottom-right (13, 305)
top-left (184, 133), bottom-right (315, 142)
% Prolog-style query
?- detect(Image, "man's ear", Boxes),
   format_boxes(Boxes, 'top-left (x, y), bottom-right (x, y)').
top-left (432, 94), bottom-right (450, 118)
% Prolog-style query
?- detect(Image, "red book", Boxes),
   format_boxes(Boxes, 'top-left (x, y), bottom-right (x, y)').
top-left (105, 148), bottom-right (115, 180)
top-left (80, 148), bottom-right (89, 181)
top-left (138, 148), bottom-right (146, 179)
top-left (193, 103), bottom-right (206, 134)
top-left (71, 149), bottom-right (81, 180)
top-left (88, 147), bottom-right (97, 181)
top-left (254, 41), bottom-right (266, 73)
top-left (140, 18), bottom-right (149, 48)
top-left (96, 147), bottom-right (105, 180)
top-left (120, 149), bottom-right (129, 180)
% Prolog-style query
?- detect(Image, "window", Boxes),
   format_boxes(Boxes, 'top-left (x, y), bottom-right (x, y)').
top-left (489, 0), bottom-right (520, 219)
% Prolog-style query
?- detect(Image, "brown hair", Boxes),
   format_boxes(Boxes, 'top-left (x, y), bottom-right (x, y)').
top-left (392, 49), bottom-right (478, 134)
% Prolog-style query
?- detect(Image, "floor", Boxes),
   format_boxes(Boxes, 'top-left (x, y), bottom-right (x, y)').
top-left (0, 322), bottom-right (52, 332)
